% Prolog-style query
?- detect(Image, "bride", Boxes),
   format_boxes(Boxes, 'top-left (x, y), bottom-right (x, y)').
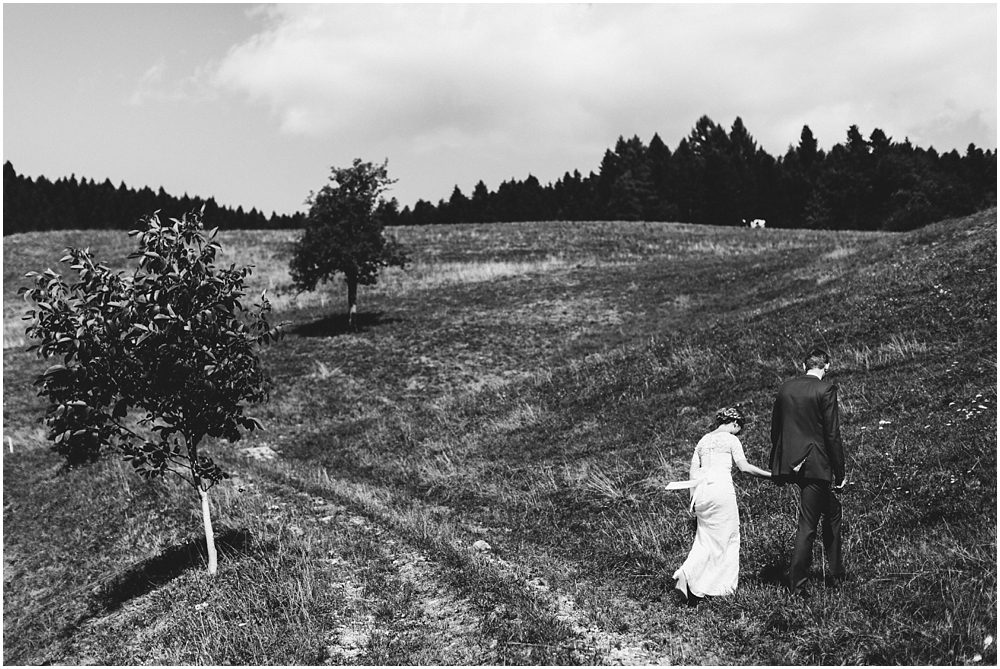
top-left (673, 406), bottom-right (771, 603)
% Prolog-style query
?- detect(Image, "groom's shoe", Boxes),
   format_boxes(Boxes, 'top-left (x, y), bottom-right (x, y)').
top-left (788, 574), bottom-right (811, 599)
top-left (788, 581), bottom-right (811, 599)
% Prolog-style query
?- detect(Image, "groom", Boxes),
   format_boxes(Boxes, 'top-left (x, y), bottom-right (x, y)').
top-left (769, 348), bottom-right (847, 596)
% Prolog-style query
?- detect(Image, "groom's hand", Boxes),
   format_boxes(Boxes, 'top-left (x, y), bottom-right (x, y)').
top-left (834, 476), bottom-right (848, 491)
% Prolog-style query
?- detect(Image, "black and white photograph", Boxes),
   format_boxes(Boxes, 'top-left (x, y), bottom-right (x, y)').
top-left (3, 3), bottom-right (996, 665)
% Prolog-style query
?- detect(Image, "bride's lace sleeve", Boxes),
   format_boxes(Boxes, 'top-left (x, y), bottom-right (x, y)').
top-left (730, 436), bottom-right (747, 465)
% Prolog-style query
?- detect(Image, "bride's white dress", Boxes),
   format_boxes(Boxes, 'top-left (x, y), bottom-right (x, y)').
top-left (673, 431), bottom-right (746, 598)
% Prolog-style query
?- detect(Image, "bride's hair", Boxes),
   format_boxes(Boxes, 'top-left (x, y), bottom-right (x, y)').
top-left (715, 405), bottom-right (744, 429)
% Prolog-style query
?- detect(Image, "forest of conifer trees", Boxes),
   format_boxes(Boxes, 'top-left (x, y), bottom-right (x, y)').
top-left (4, 115), bottom-right (996, 235)
top-left (389, 116), bottom-right (997, 231)
top-left (2, 161), bottom-right (306, 235)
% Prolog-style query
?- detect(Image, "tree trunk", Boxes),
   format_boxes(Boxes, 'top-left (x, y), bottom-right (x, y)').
top-left (199, 485), bottom-right (218, 575)
top-left (189, 437), bottom-right (219, 575)
top-left (346, 276), bottom-right (358, 330)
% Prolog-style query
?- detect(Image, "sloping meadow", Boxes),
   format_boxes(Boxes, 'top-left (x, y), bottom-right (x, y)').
top-left (3, 211), bottom-right (996, 664)
top-left (246, 212), bottom-right (996, 664)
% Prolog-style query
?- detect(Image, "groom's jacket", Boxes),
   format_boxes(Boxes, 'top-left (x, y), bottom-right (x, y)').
top-left (769, 374), bottom-right (845, 485)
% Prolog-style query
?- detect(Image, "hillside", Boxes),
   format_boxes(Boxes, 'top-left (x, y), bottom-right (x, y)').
top-left (3, 210), bottom-right (996, 664)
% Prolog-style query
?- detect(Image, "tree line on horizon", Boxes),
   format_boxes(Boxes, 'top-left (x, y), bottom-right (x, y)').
top-left (387, 116), bottom-right (997, 231)
top-left (2, 161), bottom-right (306, 236)
top-left (4, 114), bottom-right (996, 236)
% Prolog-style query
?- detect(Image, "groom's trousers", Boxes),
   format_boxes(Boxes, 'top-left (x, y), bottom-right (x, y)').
top-left (790, 477), bottom-right (844, 593)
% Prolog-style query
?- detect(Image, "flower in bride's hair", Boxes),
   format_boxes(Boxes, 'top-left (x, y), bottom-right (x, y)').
top-left (716, 405), bottom-right (745, 427)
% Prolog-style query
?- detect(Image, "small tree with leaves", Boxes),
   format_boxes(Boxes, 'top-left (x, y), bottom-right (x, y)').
top-left (20, 210), bottom-right (285, 574)
top-left (290, 158), bottom-right (409, 328)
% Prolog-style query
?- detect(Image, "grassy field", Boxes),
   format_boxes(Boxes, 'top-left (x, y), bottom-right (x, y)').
top-left (3, 210), bottom-right (996, 664)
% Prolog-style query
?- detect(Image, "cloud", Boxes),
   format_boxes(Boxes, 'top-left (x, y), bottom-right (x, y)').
top-left (908, 110), bottom-right (996, 154)
top-left (129, 57), bottom-right (169, 105)
top-left (211, 4), bottom-right (995, 202)
top-left (215, 6), bottom-right (617, 145)
top-left (130, 56), bottom-right (220, 106)
top-left (215, 4), bottom-right (994, 149)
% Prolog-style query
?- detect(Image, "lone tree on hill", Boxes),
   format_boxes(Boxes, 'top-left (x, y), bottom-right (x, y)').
top-left (290, 158), bottom-right (409, 328)
top-left (20, 210), bottom-right (286, 574)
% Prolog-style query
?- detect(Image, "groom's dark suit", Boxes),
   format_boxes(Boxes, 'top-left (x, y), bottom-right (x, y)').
top-left (770, 373), bottom-right (846, 594)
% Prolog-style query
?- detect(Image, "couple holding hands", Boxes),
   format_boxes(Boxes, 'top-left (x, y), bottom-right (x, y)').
top-left (671, 348), bottom-right (847, 601)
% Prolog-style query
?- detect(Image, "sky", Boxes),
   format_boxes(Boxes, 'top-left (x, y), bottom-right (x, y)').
top-left (4, 3), bottom-right (997, 217)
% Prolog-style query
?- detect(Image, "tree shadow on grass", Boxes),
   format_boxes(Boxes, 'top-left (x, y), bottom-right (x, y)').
top-left (289, 311), bottom-right (400, 338)
top-left (89, 528), bottom-right (254, 614)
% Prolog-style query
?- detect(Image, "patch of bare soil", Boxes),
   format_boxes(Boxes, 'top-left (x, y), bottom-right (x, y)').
top-left (476, 552), bottom-right (679, 665)
top-left (278, 473), bottom-right (686, 665)
top-left (303, 494), bottom-right (492, 665)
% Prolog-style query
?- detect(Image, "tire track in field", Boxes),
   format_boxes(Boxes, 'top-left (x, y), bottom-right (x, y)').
top-left (321, 512), bottom-right (489, 665)
top-left (254, 474), bottom-right (493, 665)
top-left (250, 460), bottom-right (681, 665)
top-left (471, 551), bottom-right (677, 665)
